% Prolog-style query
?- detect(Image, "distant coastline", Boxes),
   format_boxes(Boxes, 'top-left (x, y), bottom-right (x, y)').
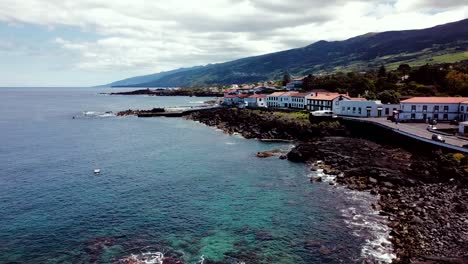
top-left (103, 88), bottom-right (223, 97)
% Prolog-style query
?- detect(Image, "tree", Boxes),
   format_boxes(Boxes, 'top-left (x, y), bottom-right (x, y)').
top-left (397, 64), bottom-right (411, 75)
top-left (302, 74), bottom-right (314, 90)
top-left (378, 65), bottom-right (387, 78)
top-left (377, 90), bottom-right (400, 104)
top-left (282, 72), bottom-right (292, 86)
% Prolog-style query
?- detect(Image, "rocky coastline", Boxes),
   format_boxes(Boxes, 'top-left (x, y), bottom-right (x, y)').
top-left (186, 108), bottom-right (468, 264)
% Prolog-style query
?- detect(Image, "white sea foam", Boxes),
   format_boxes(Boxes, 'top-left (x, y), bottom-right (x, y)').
top-left (81, 111), bottom-right (115, 118)
top-left (310, 168), bottom-right (395, 263)
top-left (340, 190), bottom-right (395, 263)
top-left (117, 251), bottom-right (164, 264)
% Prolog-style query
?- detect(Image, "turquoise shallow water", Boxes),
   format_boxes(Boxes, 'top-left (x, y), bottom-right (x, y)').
top-left (0, 88), bottom-right (389, 263)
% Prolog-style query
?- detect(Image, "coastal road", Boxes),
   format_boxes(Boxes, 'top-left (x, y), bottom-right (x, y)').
top-left (342, 117), bottom-right (468, 150)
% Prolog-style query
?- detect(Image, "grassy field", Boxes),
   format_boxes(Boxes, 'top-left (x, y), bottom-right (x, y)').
top-left (271, 111), bottom-right (310, 125)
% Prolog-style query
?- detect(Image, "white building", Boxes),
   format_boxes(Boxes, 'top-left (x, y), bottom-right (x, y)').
top-left (459, 121), bottom-right (468, 136)
top-left (223, 94), bottom-right (239, 106)
top-left (306, 93), bottom-right (350, 111)
top-left (336, 99), bottom-right (400, 117)
top-left (267, 92), bottom-right (286, 108)
top-left (285, 77), bottom-right (305, 91)
top-left (245, 94), bottom-right (267, 108)
top-left (290, 93), bottom-right (310, 109)
top-left (399, 97), bottom-right (468, 122)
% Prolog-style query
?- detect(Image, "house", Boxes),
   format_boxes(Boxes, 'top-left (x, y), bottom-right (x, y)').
top-left (266, 92), bottom-right (308, 108)
top-left (266, 92), bottom-right (287, 108)
top-left (286, 77), bottom-right (305, 91)
top-left (223, 94), bottom-right (238, 106)
top-left (245, 94), bottom-right (267, 108)
top-left (336, 99), bottom-right (400, 117)
top-left (399, 97), bottom-right (468, 122)
top-left (290, 93), bottom-right (310, 109)
top-left (305, 93), bottom-right (350, 111)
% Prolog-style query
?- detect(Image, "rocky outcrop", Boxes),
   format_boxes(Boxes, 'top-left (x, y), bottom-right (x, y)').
top-left (287, 137), bottom-right (468, 263)
top-left (117, 108), bottom-right (165, 116)
top-left (186, 108), bottom-right (348, 140)
top-left (256, 149), bottom-right (287, 158)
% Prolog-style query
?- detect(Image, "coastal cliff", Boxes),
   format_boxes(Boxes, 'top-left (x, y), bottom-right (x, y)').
top-left (186, 108), bottom-right (468, 264)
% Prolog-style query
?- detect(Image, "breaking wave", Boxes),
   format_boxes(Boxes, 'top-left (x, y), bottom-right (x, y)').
top-left (81, 111), bottom-right (116, 118)
top-left (309, 169), bottom-right (395, 263)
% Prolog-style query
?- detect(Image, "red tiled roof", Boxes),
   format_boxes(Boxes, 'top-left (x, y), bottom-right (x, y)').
top-left (401, 97), bottom-right (468, 104)
top-left (237, 94), bottom-right (251, 98)
top-left (351, 97), bottom-right (367, 101)
top-left (224, 95), bottom-right (237, 98)
top-left (306, 93), bottom-right (349, 101)
top-left (269, 92), bottom-right (287, 96)
top-left (249, 94), bottom-right (267, 99)
top-left (291, 93), bottom-right (311, 97)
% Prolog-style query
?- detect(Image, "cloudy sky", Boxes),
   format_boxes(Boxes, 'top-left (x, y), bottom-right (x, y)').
top-left (0, 0), bottom-right (467, 87)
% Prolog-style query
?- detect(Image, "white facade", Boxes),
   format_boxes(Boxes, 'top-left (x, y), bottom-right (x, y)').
top-left (336, 100), bottom-right (400, 117)
top-left (399, 97), bottom-right (468, 122)
top-left (306, 94), bottom-right (350, 111)
top-left (290, 94), bottom-right (309, 109)
top-left (459, 121), bottom-right (468, 136)
top-left (267, 92), bottom-right (286, 108)
top-left (222, 95), bottom-right (239, 106)
top-left (245, 95), bottom-right (267, 108)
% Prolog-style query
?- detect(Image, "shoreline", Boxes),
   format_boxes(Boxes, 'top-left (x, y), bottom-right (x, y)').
top-left (185, 108), bottom-right (468, 264)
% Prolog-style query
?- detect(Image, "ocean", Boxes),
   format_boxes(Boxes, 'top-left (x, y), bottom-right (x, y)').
top-left (0, 87), bottom-right (393, 263)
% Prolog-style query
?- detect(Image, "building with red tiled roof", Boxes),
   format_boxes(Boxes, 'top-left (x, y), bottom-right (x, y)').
top-left (305, 93), bottom-right (350, 111)
top-left (265, 91), bottom-right (312, 109)
top-left (400, 97), bottom-right (468, 122)
top-left (245, 94), bottom-right (267, 108)
top-left (401, 97), bottom-right (468, 104)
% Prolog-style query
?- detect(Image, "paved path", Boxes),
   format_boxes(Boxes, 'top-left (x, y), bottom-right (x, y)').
top-left (342, 117), bottom-right (468, 151)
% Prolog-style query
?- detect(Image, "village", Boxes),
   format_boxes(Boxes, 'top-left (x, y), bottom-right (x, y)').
top-left (221, 77), bottom-right (468, 149)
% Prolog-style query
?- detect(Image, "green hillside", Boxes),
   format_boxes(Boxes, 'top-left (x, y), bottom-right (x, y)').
top-left (110, 19), bottom-right (468, 87)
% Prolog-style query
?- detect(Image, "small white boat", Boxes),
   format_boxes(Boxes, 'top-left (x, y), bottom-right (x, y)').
top-left (94, 169), bottom-right (101, 174)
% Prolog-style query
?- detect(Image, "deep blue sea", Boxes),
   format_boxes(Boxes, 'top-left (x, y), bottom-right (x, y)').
top-left (0, 87), bottom-right (394, 264)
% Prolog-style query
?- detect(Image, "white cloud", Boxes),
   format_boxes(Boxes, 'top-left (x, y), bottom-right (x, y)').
top-left (0, 0), bottom-right (467, 77)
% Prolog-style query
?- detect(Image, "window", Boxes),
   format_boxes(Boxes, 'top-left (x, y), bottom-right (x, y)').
top-left (433, 114), bottom-right (439, 120)
top-left (423, 105), bottom-right (427, 111)
top-left (461, 106), bottom-right (464, 112)
top-left (443, 114), bottom-right (448, 120)
top-left (411, 105), bottom-right (416, 111)
top-left (434, 106), bottom-right (439, 112)
top-left (385, 108), bottom-right (389, 115)
top-left (411, 113), bottom-right (416, 119)
top-left (352, 107), bottom-right (356, 113)
top-left (444, 106), bottom-right (449, 111)
top-left (358, 107), bottom-right (362, 114)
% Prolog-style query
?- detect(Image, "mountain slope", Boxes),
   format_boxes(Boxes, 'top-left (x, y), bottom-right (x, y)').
top-left (107, 66), bottom-right (202, 87)
top-left (111, 19), bottom-right (468, 87)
